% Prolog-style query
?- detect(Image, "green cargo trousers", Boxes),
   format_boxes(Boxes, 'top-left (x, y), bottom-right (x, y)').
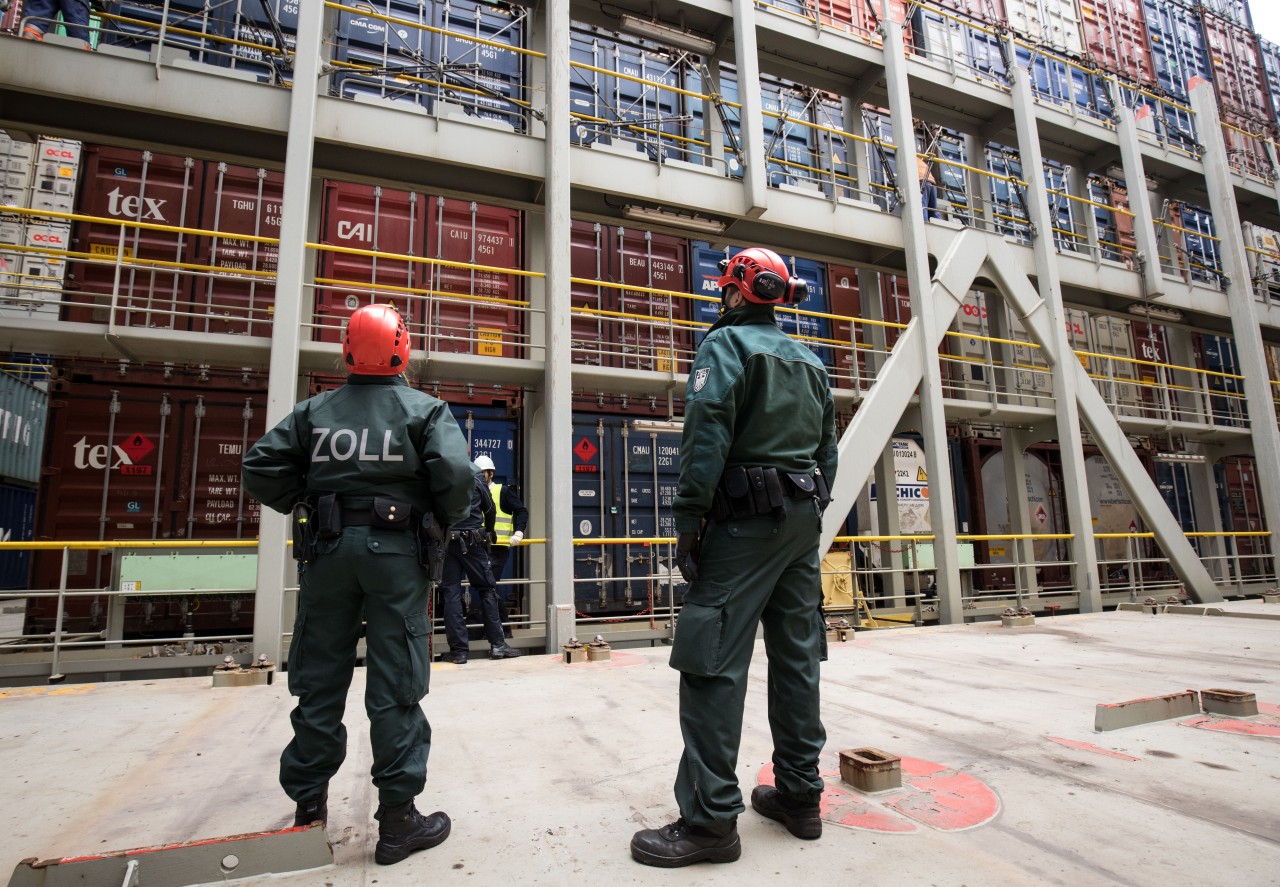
top-left (280, 527), bottom-right (435, 808)
top-left (669, 496), bottom-right (828, 828)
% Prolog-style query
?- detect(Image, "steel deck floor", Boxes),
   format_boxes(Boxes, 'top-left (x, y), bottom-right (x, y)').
top-left (3, 604), bottom-right (1279, 887)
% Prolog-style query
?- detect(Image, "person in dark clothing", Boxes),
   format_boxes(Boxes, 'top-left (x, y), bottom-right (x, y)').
top-left (438, 466), bottom-right (523, 664)
top-left (630, 247), bottom-right (838, 868)
top-left (21, 0), bottom-right (91, 46)
top-left (473, 454), bottom-right (529, 633)
top-left (242, 304), bottom-right (474, 866)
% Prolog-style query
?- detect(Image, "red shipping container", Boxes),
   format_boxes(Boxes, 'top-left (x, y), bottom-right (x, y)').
top-left (1200, 11), bottom-right (1271, 124)
top-left (191, 162), bottom-right (283, 337)
top-left (1077, 0), bottom-right (1155, 86)
top-left (811, 0), bottom-right (912, 45)
top-left (29, 369), bottom-right (267, 637)
top-left (927, 0), bottom-right (1005, 26)
top-left (66, 146), bottom-right (201, 329)
top-left (571, 220), bottom-right (611, 368)
top-left (2, 0), bottom-right (24, 34)
top-left (314, 180), bottom-right (426, 345)
top-left (1219, 110), bottom-right (1274, 182)
top-left (827, 262), bottom-right (865, 390)
top-left (422, 196), bottom-right (524, 359)
top-left (613, 226), bottom-right (690, 374)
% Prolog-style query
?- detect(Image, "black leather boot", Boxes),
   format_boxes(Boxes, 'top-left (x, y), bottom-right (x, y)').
top-left (292, 788), bottom-right (328, 828)
top-left (374, 801), bottom-right (451, 865)
top-left (750, 785), bottom-right (822, 839)
top-left (629, 817), bottom-right (740, 867)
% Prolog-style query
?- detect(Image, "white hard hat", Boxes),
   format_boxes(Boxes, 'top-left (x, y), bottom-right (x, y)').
top-left (474, 454), bottom-right (496, 472)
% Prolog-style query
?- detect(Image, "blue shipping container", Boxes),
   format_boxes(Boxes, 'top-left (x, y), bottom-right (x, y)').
top-left (690, 242), bottom-right (832, 368)
top-left (0, 482), bottom-right (36, 589)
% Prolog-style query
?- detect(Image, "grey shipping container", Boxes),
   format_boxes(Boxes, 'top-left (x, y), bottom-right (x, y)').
top-left (0, 371), bottom-right (48, 486)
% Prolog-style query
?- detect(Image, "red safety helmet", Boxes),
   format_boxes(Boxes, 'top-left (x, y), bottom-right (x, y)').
top-left (716, 247), bottom-right (809, 305)
top-left (343, 304), bottom-right (410, 375)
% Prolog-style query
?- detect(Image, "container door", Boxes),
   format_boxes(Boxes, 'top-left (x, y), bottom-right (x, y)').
top-left (571, 417), bottom-right (613, 613)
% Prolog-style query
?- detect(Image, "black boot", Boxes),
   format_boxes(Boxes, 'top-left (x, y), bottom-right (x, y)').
top-left (374, 801), bottom-right (451, 865)
top-left (489, 643), bottom-right (522, 659)
top-left (292, 789), bottom-right (328, 828)
top-left (629, 818), bottom-right (740, 868)
top-left (750, 785), bottom-right (822, 839)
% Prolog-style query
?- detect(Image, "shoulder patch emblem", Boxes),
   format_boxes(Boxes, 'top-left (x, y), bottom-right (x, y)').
top-left (692, 367), bottom-right (710, 392)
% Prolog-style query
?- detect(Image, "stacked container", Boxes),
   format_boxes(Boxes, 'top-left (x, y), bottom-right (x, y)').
top-left (0, 134), bottom-right (81, 320)
top-left (0, 371), bottom-right (48, 591)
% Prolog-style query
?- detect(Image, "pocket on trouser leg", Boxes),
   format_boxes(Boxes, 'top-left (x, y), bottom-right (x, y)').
top-left (397, 612), bottom-right (432, 704)
top-left (287, 609), bottom-right (307, 697)
top-left (816, 606), bottom-right (828, 663)
top-left (669, 582), bottom-right (730, 677)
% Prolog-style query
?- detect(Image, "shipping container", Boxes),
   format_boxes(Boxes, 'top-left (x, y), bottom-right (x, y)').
top-left (1090, 176), bottom-right (1137, 264)
top-left (1004, 0), bottom-right (1084, 55)
top-left (26, 369), bottom-right (266, 637)
top-left (569, 24), bottom-right (703, 164)
top-left (1249, 224), bottom-right (1280, 301)
top-left (690, 241), bottom-right (832, 367)
top-left (190, 162), bottom-right (283, 336)
top-left (825, 263), bottom-right (866, 389)
top-left (330, 0), bottom-right (529, 129)
top-left (1143, 0), bottom-right (1213, 102)
top-left (802, 0), bottom-right (905, 44)
top-left (422, 196), bottom-right (524, 359)
top-left (1215, 454), bottom-right (1270, 581)
top-left (0, 371), bottom-right (48, 487)
top-left (1199, 10), bottom-right (1270, 124)
top-left (1261, 37), bottom-right (1280, 128)
top-left (1194, 332), bottom-right (1247, 426)
top-left (314, 180), bottom-right (426, 344)
top-left (65, 146), bottom-right (201, 329)
top-left (1198, 0), bottom-right (1252, 31)
top-left (984, 144), bottom-right (1077, 248)
top-left (98, 0), bottom-right (293, 82)
top-left (963, 437), bottom-right (1071, 590)
top-left (569, 220), bottom-right (692, 373)
top-left (1219, 110), bottom-right (1274, 183)
top-left (1077, 0), bottom-right (1156, 87)
top-left (0, 482), bottom-right (36, 590)
top-left (1, 0), bottom-right (25, 34)
top-left (569, 414), bottom-right (684, 614)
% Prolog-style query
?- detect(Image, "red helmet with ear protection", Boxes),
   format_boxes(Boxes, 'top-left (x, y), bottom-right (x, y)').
top-left (343, 304), bottom-right (410, 375)
top-left (716, 247), bottom-right (809, 305)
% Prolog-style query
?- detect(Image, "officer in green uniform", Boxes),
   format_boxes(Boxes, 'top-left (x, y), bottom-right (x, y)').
top-left (242, 304), bottom-right (475, 866)
top-left (630, 248), bottom-right (838, 867)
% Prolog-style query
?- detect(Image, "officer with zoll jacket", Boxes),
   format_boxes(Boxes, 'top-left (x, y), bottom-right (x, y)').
top-left (631, 248), bottom-right (839, 868)
top-left (242, 304), bottom-right (475, 867)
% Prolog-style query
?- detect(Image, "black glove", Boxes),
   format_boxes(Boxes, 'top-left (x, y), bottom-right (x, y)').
top-left (675, 531), bottom-right (701, 584)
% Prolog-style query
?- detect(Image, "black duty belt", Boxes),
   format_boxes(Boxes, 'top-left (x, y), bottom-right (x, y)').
top-left (710, 465), bottom-right (828, 522)
top-left (339, 497), bottom-right (416, 532)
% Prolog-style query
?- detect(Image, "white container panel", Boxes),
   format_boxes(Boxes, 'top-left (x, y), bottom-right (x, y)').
top-left (1004, 0), bottom-right (1084, 55)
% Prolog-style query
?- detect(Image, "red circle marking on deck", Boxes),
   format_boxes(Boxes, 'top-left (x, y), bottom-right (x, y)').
top-left (1181, 714), bottom-right (1280, 738)
top-left (757, 754), bottom-right (999, 834)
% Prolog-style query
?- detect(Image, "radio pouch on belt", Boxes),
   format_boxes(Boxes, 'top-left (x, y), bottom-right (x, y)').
top-left (813, 467), bottom-right (831, 509)
top-left (723, 466), bottom-right (753, 520)
top-left (314, 493), bottom-right (342, 539)
top-left (291, 500), bottom-right (317, 563)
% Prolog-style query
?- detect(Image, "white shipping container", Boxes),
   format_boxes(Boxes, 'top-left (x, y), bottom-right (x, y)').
top-left (35, 137), bottom-right (83, 169)
top-left (0, 217), bottom-right (23, 246)
top-left (1004, 0), bottom-right (1084, 56)
top-left (0, 132), bottom-right (35, 162)
top-left (28, 191), bottom-right (74, 214)
top-left (0, 186), bottom-right (28, 208)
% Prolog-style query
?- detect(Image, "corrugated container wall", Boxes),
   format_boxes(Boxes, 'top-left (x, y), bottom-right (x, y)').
top-left (0, 373), bottom-right (48, 487)
top-left (0, 482), bottom-right (36, 589)
top-left (1143, 0), bottom-right (1213, 101)
top-left (1200, 10), bottom-right (1271, 124)
top-left (1196, 0), bottom-right (1252, 30)
top-left (1077, 0), bottom-right (1156, 87)
top-left (1257, 37), bottom-right (1280, 126)
top-left (1004, 0), bottom-right (1084, 55)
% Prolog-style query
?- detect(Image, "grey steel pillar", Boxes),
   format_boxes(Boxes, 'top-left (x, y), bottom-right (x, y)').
top-left (730, 0), bottom-right (768, 217)
top-left (251, 2), bottom-right (324, 664)
top-left (881, 12), bottom-right (963, 624)
top-left (1189, 80), bottom-right (1280, 586)
top-left (543, 0), bottom-right (575, 647)
top-left (1007, 56), bottom-right (1101, 612)
top-left (1114, 104), bottom-right (1166, 297)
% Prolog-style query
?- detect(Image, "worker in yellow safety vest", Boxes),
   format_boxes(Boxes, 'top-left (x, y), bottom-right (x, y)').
top-left (474, 454), bottom-right (529, 634)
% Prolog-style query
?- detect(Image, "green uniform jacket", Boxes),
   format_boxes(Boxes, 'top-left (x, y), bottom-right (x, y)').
top-left (242, 375), bottom-right (474, 525)
top-left (674, 305), bottom-right (838, 532)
